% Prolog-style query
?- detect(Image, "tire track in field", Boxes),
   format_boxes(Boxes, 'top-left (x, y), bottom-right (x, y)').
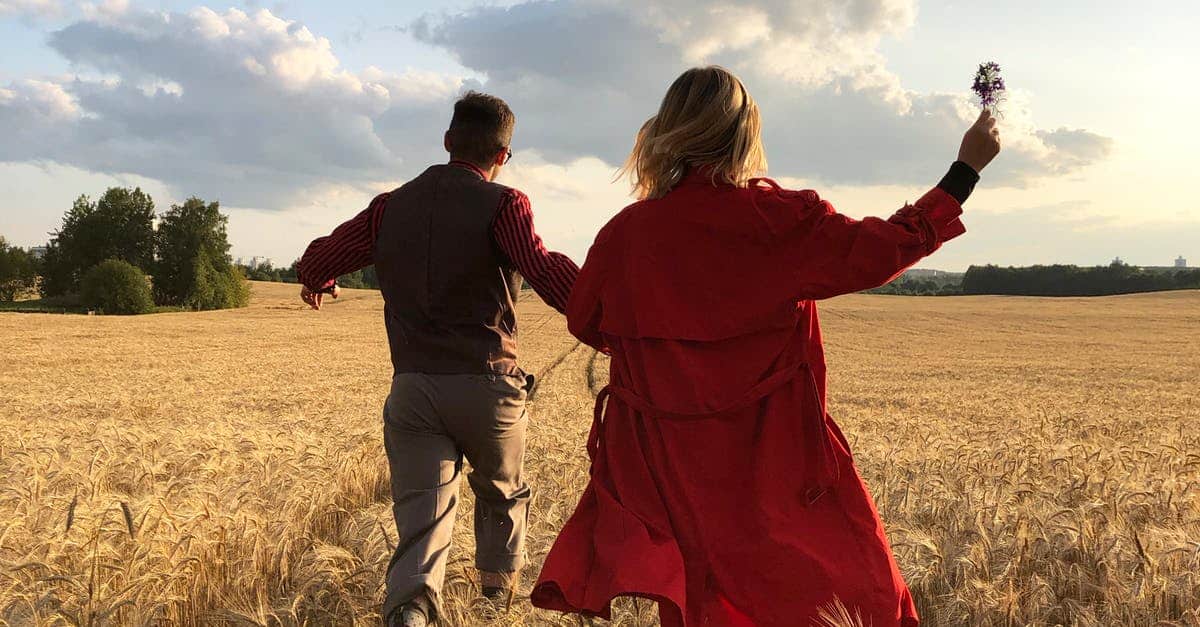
top-left (586, 349), bottom-right (604, 397)
top-left (527, 340), bottom-right (582, 401)
top-left (523, 314), bottom-right (556, 335)
top-left (515, 342), bottom-right (651, 625)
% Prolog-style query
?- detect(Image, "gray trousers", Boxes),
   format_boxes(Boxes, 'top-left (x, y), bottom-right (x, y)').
top-left (381, 372), bottom-right (532, 620)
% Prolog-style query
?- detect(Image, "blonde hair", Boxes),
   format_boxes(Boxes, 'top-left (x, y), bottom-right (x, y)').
top-left (621, 66), bottom-right (767, 200)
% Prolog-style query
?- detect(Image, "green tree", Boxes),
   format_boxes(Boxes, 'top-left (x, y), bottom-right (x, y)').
top-left (281, 260), bottom-right (299, 283)
top-left (0, 237), bottom-right (39, 300)
top-left (338, 269), bottom-right (367, 289)
top-left (154, 197), bottom-right (248, 310)
top-left (40, 188), bottom-right (156, 296)
top-left (359, 264), bottom-right (379, 289)
top-left (186, 249), bottom-right (250, 310)
top-left (242, 261), bottom-right (284, 283)
top-left (38, 241), bottom-right (73, 297)
top-left (79, 259), bottom-right (154, 315)
top-left (331, 265), bottom-right (379, 289)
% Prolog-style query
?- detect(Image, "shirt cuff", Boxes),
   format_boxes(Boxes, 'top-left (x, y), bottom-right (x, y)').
top-left (300, 276), bottom-right (337, 293)
top-left (906, 187), bottom-right (968, 247)
top-left (936, 161), bottom-right (980, 204)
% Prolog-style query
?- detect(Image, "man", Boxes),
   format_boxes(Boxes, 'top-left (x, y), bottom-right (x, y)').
top-left (295, 91), bottom-right (579, 627)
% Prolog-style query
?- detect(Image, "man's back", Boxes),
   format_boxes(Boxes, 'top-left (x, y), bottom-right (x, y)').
top-left (375, 163), bottom-right (523, 376)
top-left (293, 90), bottom-right (579, 627)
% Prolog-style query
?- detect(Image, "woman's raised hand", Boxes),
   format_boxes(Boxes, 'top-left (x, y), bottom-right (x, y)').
top-left (958, 109), bottom-right (1002, 173)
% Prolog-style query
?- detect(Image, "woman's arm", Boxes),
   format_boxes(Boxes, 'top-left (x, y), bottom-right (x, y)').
top-left (566, 219), bottom-right (620, 354)
top-left (936, 160), bottom-right (980, 204)
top-left (794, 177), bottom-right (969, 300)
top-left (794, 109), bottom-right (999, 300)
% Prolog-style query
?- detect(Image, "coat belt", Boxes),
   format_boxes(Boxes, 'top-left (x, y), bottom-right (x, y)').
top-left (588, 361), bottom-right (841, 505)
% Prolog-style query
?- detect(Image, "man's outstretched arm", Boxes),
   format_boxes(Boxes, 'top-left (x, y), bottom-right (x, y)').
top-left (296, 192), bottom-right (389, 309)
top-left (492, 189), bottom-right (579, 313)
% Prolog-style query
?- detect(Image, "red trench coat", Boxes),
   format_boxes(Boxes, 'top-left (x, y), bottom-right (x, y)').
top-left (531, 171), bottom-right (965, 626)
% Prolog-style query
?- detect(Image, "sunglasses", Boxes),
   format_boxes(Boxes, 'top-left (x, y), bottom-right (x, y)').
top-left (502, 147), bottom-right (513, 165)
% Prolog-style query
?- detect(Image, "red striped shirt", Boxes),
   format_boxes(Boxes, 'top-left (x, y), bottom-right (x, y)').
top-left (296, 161), bottom-right (579, 313)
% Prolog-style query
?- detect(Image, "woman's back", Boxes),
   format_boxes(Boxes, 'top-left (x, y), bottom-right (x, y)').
top-left (581, 173), bottom-right (817, 342)
top-left (570, 168), bottom-right (971, 413)
top-left (538, 173), bottom-right (971, 625)
top-left (533, 64), bottom-right (999, 627)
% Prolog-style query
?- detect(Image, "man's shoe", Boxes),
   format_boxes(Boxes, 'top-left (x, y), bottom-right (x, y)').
top-left (481, 585), bottom-right (508, 603)
top-left (388, 600), bottom-right (430, 627)
top-left (479, 569), bottom-right (517, 605)
top-left (400, 606), bottom-right (427, 627)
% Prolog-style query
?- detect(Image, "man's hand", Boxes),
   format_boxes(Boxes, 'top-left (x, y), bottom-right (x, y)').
top-left (958, 108), bottom-right (1002, 173)
top-left (300, 284), bottom-right (340, 310)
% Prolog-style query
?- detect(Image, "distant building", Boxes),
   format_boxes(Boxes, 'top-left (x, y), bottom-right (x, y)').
top-left (235, 256), bottom-right (275, 269)
top-left (1176, 255), bottom-right (1188, 268)
top-left (1112, 256), bottom-right (1124, 266)
top-left (904, 268), bottom-right (964, 279)
top-left (29, 246), bottom-right (48, 259)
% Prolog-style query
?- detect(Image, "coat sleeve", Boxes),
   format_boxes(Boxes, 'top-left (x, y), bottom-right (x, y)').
top-left (792, 187), bottom-right (967, 300)
top-left (566, 219), bottom-right (619, 354)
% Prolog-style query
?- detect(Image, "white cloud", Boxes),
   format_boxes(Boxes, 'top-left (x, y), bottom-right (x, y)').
top-left (0, 5), bottom-right (467, 209)
top-left (78, 0), bottom-right (127, 21)
top-left (412, 0), bottom-right (1111, 187)
top-left (0, 160), bottom-right (174, 249)
top-left (498, 152), bottom-right (633, 257)
top-left (0, 79), bottom-right (80, 120)
top-left (0, 0), bottom-right (1115, 263)
top-left (0, 0), bottom-right (62, 19)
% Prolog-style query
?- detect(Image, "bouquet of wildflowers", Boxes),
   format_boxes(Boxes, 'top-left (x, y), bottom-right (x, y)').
top-left (972, 61), bottom-right (1005, 114)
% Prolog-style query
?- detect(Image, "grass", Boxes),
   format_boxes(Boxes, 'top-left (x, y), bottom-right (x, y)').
top-left (1, 282), bottom-right (1197, 625)
top-left (0, 296), bottom-right (205, 315)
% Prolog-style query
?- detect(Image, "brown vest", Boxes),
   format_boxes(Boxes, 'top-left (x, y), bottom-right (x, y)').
top-left (373, 164), bottom-right (523, 375)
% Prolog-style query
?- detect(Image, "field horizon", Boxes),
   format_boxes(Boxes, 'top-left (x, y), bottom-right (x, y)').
top-left (2, 281), bottom-right (1198, 625)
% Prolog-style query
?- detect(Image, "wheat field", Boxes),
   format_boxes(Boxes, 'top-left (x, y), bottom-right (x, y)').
top-left (1, 281), bottom-right (1198, 626)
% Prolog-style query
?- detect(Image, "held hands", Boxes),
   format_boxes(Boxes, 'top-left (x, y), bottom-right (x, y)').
top-left (300, 284), bottom-right (340, 310)
top-left (958, 109), bottom-right (1002, 173)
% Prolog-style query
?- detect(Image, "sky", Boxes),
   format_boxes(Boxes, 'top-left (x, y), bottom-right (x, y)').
top-left (1, 0), bottom-right (1197, 272)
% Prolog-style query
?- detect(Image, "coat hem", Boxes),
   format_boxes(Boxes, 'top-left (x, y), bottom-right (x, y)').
top-left (531, 581), bottom-right (684, 627)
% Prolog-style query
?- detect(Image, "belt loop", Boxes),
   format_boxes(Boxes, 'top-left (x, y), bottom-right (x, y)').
top-left (801, 362), bottom-right (842, 495)
top-left (588, 386), bottom-right (612, 467)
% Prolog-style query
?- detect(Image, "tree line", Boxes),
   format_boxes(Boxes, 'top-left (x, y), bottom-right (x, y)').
top-left (239, 261), bottom-right (380, 290)
top-left (867, 275), bottom-right (964, 296)
top-left (238, 260), bottom-right (1200, 298)
top-left (8, 197), bottom-right (1196, 308)
top-left (960, 262), bottom-right (1200, 296)
top-left (242, 264), bottom-right (543, 292)
top-left (0, 237), bottom-right (39, 301)
top-left (1, 187), bottom-right (247, 314)
top-left (861, 262), bottom-right (1200, 297)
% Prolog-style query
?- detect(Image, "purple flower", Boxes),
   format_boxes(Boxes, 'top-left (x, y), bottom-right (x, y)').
top-left (972, 61), bottom-right (1005, 111)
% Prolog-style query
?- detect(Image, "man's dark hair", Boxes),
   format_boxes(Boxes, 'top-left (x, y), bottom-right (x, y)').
top-left (447, 91), bottom-right (515, 165)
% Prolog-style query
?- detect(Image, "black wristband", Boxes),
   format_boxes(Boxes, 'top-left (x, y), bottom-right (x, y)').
top-left (936, 161), bottom-right (980, 204)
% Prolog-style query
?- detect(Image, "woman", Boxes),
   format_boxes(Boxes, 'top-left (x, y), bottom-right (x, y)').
top-left (531, 66), bottom-right (1000, 626)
